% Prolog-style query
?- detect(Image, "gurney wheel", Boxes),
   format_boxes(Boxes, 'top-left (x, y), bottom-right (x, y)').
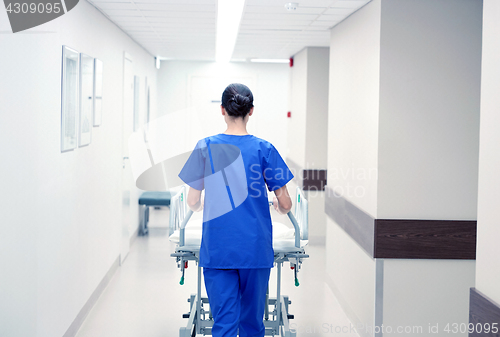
top-left (182, 313), bottom-right (190, 319)
top-left (287, 314), bottom-right (294, 319)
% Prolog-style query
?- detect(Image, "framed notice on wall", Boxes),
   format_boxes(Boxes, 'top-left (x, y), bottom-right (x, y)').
top-left (79, 53), bottom-right (93, 147)
top-left (93, 58), bottom-right (103, 126)
top-left (61, 45), bottom-right (79, 152)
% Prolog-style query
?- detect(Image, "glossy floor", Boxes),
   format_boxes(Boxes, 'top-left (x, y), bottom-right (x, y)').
top-left (75, 208), bottom-right (359, 337)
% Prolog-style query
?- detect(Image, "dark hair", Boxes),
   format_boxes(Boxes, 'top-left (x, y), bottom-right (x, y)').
top-left (221, 83), bottom-right (254, 118)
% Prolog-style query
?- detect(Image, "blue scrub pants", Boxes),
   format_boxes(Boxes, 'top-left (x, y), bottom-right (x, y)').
top-left (203, 268), bottom-right (271, 337)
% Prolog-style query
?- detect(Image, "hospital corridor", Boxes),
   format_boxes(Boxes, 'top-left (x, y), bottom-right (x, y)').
top-left (1, 0), bottom-right (500, 337)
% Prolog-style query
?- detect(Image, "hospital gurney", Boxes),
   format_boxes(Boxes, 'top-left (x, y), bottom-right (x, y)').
top-left (169, 185), bottom-right (309, 337)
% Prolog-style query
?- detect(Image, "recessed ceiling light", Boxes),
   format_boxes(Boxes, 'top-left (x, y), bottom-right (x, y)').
top-left (284, 2), bottom-right (299, 11)
top-left (216, 0), bottom-right (246, 63)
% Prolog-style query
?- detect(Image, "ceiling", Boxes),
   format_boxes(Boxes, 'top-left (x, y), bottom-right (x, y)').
top-left (87, 0), bottom-right (371, 61)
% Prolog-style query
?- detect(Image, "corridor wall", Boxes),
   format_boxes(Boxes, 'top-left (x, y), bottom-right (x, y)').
top-left (287, 47), bottom-right (329, 244)
top-left (326, 0), bottom-right (481, 336)
top-left (326, 0), bottom-right (381, 331)
top-left (0, 2), bottom-right (158, 337)
top-left (472, 0), bottom-right (500, 326)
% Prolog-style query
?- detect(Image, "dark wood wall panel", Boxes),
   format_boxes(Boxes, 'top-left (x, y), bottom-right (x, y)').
top-left (285, 158), bottom-right (328, 191)
top-left (325, 192), bottom-right (477, 260)
top-left (325, 187), bottom-right (375, 255)
top-left (302, 169), bottom-right (327, 191)
top-left (375, 219), bottom-right (477, 259)
top-left (469, 288), bottom-right (500, 336)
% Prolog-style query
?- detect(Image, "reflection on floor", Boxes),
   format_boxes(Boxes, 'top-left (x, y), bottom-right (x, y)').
top-left (76, 208), bottom-right (359, 337)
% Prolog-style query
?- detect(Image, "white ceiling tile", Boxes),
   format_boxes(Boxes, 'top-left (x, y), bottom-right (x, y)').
top-left (89, 0), bottom-right (132, 3)
top-left (91, 2), bottom-right (136, 10)
top-left (135, 3), bottom-right (214, 11)
top-left (332, 0), bottom-right (370, 9)
top-left (117, 23), bottom-right (151, 29)
top-left (324, 7), bottom-right (357, 15)
top-left (304, 26), bottom-right (329, 31)
top-left (310, 20), bottom-right (338, 26)
top-left (153, 27), bottom-right (215, 32)
top-left (245, 5), bottom-right (325, 14)
top-left (246, 0), bottom-right (335, 7)
top-left (106, 10), bottom-right (215, 18)
top-left (243, 13), bottom-right (320, 21)
top-left (101, 9), bottom-right (141, 15)
top-left (145, 16), bottom-right (214, 23)
top-left (130, 0), bottom-right (214, 4)
top-left (241, 20), bottom-right (314, 26)
top-left (141, 11), bottom-right (214, 18)
top-left (110, 16), bottom-right (148, 22)
top-left (90, 0), bottom-right (368, 60)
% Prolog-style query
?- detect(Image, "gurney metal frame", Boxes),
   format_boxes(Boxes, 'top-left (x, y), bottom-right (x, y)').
top-left (170, 186), bottom-right (309, 337)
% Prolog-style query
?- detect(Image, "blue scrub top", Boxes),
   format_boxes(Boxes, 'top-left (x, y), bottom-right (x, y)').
top-left (179, 134), bottom-right (293, 269)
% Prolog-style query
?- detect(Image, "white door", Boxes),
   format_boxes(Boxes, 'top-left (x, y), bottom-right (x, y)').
top-left (121, 52), bottom-right (134, 264)
top-left (188, 76), bottom-right (255, 140)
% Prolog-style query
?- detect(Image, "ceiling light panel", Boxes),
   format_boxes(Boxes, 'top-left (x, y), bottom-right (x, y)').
top-left (215, 0), bottom-right (246, 62)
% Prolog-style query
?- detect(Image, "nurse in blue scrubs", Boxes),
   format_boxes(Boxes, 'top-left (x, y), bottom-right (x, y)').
top-left (179, 83), bottom-right (293, 337)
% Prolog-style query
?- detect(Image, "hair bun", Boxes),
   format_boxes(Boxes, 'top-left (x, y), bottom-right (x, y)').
top-left (234, 94), bottom-right (250, 106)
top-left (221, 83), bottom-right (254, 118)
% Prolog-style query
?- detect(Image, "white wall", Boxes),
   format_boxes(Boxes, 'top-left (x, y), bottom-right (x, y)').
top-left (326, 1), bottom-right (480, 335)
top-left (326, 2), bottom-right (382, 333)
top-left (377, 0), bottom-right (482, 220)
top-left (328, 0), bottom-right (381, 218)
top-left (156, 60), bottom-right (290, 156)
top-left (475, 0), bottom-right (500, 305)
top-left (287, 47), bottom-right (329, 170)
top-left (383, 260), bottom-right (475, 337)
top-left (326, 218), bottom-right (377, 337)
top-left (374, 1), bottom-right (482, 329)
top-left (305, 47), bottom-right (329, 169)
top-left (287, 48), bottom-right (308, 168)
top-left (0, 2), bottom-right (157, 336)
top-left (286, 47), bottom-right (329, 243)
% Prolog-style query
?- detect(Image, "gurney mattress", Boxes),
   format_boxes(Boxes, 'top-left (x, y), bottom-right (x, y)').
top-left (170, 220), bottom-right (308, 253)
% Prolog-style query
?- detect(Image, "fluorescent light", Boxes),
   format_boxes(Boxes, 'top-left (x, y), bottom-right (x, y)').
top-left (250, 59), bottom-right (290, 63)
top-left (216, 0), bottom-right (246, 63)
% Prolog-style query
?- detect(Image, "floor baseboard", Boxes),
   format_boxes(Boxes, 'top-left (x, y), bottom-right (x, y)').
top-left (325, 272), bottom-right (371, 337)
top-left (62, 256), bottom-right (120, 337)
